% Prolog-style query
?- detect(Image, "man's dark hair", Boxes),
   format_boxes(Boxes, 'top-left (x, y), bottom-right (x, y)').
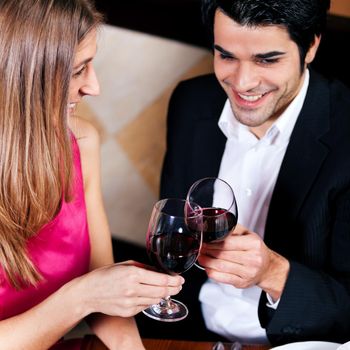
top-left (202, 0), bottom-right (330, 68)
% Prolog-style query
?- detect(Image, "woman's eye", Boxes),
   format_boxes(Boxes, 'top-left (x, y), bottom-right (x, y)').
top-left (73, 65), bottom-right (86, 77)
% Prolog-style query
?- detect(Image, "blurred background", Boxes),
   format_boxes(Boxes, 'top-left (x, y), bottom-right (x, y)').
top-left (77, 0), bottom-right (350, 248)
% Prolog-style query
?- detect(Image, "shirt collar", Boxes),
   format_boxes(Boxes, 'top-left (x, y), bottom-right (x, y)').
top-left (218, 69), bottom-right (310, 145)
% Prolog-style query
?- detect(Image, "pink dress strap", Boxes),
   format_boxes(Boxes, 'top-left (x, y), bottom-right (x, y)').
top-left (0, 134), bottom-right (91, 320)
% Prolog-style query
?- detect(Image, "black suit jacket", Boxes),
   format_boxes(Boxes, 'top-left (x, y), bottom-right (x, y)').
top-left (160, 70), bottom-right (350, 345)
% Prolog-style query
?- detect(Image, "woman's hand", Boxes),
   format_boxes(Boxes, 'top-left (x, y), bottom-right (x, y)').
top-left (198, 224), bottom-right (289, 300)
top-left (77, 260), bottom-right (185, 318)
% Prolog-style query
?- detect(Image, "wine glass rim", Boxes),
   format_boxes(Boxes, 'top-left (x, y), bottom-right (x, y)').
top-left (187, 177), bottom-right (237, 213)
top-left (155, 198), bottom-right (203, 219)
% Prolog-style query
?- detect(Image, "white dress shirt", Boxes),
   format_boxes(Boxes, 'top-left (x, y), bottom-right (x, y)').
top-left (199, 70), bottom-right (310, 343)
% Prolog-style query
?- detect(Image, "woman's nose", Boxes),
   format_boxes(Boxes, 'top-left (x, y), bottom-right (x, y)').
top-left (80, 67), bottom-right (100, 96)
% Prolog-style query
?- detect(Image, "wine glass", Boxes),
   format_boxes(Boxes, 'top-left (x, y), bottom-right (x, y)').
top-left (142, 198), bottom-right (203, 322)
top-left (186, 177), bottom-right (238, 269)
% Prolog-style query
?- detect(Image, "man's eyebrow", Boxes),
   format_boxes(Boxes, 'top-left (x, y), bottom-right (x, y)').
top-left (255, 51), bottom-right (286, 59)
top-left (214, 44), bottom-right (234, 57)
top-left (214, 45), bottom-right (286, 60)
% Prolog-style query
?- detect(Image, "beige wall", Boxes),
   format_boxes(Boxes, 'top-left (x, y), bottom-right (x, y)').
top-left (330, 0), bottom-right (350, 17)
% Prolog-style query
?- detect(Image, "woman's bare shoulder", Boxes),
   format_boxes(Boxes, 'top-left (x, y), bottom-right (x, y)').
top-left (69, 116), bottom-right (100, 153)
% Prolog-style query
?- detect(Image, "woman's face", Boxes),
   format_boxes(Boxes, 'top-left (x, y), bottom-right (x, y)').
top-left (68, 29), bottom-right (100, 116)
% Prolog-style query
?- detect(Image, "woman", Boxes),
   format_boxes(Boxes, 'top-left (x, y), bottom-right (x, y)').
top-left (0, 0), bottom-right (184, 349)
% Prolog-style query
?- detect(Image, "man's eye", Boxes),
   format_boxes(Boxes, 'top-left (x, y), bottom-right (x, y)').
top-left (219, 53), bottom-right (234, 60)
top-left (257, 58), bottom-right (279, 65)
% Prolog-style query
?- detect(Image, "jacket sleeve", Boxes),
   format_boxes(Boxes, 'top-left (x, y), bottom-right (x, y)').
top-left (259, 186), bottom-right (350, 345)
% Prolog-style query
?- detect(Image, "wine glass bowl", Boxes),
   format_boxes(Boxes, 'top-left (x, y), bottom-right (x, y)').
top-left (201, 207), bottom-right (237, 242)
top-left (187, 177), bottom-right (238, 243)
top-left (143, 198), bottom-right (202, 322)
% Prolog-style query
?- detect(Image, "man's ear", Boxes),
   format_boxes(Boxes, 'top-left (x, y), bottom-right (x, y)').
top-left (305, 35), bottom-right (321, 64)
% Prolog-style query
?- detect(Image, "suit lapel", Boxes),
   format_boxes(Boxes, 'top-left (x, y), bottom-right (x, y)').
top-left (191, 119), bottom-right (226, 181)
top-left (265, 71), bottom-right (331, 254)
top-left (190, 77), bottom-right (227, 184)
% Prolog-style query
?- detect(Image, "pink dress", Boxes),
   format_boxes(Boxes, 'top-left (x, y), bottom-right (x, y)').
top-left (0, 135), bottom-right (91, 322)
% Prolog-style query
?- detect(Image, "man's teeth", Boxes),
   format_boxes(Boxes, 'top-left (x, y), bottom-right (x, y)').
top-left (238, 93), bottom-right (264, 102)
top-left (69, 103), bottom-right (76, 108)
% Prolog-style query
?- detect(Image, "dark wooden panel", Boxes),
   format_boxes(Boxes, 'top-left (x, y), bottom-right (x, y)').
top-left (94, 0), bottom-right (208, 48)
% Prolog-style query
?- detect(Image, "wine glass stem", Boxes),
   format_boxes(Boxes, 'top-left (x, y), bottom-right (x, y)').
top-left (150, 296), bottom-right (182, 317)
top-left (161, 296), bottom-right (174, 309)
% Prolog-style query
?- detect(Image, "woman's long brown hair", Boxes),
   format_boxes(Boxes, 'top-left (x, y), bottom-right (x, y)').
top-left (0, 0), bottom-right (102, 289)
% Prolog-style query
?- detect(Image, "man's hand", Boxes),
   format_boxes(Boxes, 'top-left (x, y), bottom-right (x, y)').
top-left (198, 224), bottom-right (290, 300)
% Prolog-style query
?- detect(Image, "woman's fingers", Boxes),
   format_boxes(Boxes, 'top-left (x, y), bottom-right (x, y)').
top-left (84, 263), bottom-right (185, 317)
top-left (127, 265), bottom-right (185, 287)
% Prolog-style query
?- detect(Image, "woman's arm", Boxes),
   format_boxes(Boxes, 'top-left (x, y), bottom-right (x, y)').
top-left (0, 277), bottom-right (89, 350)
top-left (0, 252), bottom-right (182, 350)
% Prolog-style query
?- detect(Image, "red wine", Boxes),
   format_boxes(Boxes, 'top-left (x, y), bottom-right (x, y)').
top-left (202, 208), bottom-right (237, 243)
top-left (147, 232), bottom-right (200, 275)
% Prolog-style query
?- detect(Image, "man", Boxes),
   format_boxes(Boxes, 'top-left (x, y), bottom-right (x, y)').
top-left (159, 0), bottom-right (350, 346)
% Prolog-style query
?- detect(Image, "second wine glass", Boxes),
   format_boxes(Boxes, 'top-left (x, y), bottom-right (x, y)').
top-left (187, 177), bottom-right (238, 269)
top-left (142, 198), bottom-right (203, 322)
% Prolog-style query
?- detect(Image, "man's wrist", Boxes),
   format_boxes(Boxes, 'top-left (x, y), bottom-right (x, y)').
top-left (258, 251), bottom-right (290, 300)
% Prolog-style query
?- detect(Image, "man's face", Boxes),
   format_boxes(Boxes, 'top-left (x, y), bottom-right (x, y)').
top-left (213, 10), bottom-right (317, 137)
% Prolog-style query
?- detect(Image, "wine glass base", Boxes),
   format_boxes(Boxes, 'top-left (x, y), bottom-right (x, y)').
top-left (142, 298), bottom-right (188, 322)
top-left (194, 262), bottom-right (205, 270)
